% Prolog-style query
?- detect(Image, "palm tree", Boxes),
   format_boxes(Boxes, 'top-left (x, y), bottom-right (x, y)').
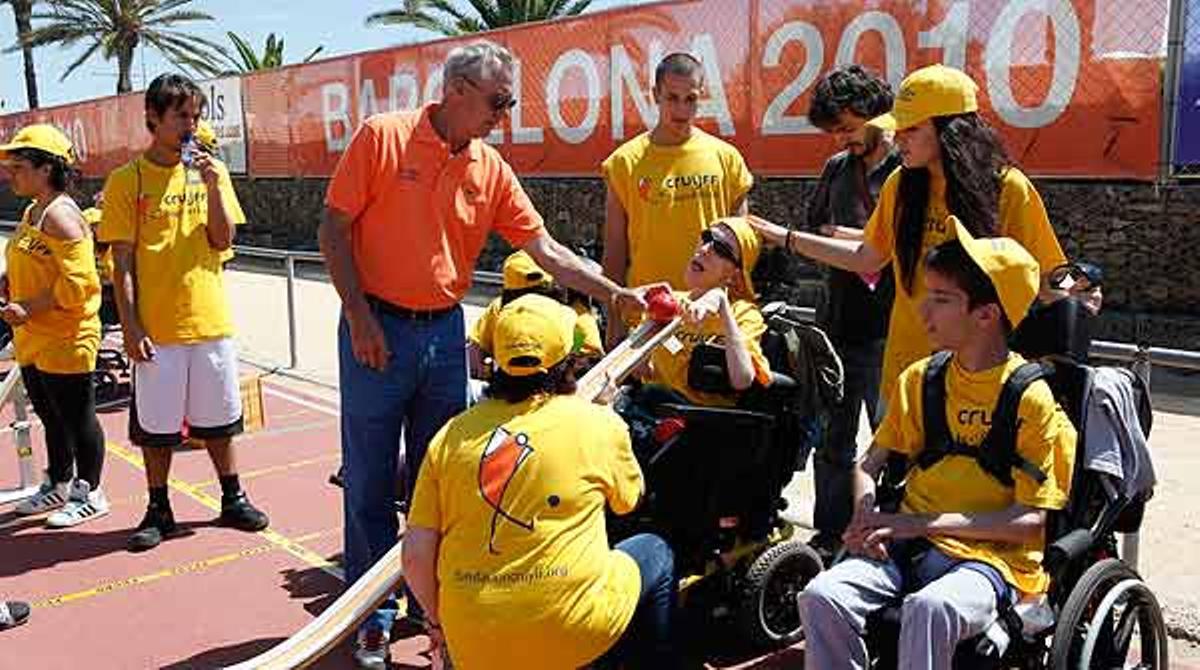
top-left (365, 0), bottom-right (594, 37)
top-left (15, 0), bottom-right (229, 94)
top-left (2, 0), bottom-right (39, 108)
top-left (222, 31), bottom-right (323, 74)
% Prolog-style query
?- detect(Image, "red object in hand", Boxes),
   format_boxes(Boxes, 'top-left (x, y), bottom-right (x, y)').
top-left (645, 286), bottom-right (679, 323)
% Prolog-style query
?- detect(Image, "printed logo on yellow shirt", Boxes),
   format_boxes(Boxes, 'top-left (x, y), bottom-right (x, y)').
top-left (479, 426), bottom-right (539, 554)
top-left (637, 176), bottom-right (653, 201)
top-left (663, 174), bottom-right (720, 189)
top-left (15, 235), bottom-right (51, 257)
top-left (635, 172), bottom-right (722, 205)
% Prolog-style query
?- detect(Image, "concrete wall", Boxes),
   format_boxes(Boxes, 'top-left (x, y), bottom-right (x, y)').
top-left (4, 176), bottom-right (1198, 349)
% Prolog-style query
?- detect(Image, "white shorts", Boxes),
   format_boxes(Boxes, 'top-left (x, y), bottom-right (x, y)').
top-left (131, 338), bottom-right (243, 447)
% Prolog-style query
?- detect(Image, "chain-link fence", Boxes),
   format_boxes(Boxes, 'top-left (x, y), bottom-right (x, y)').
top-left (1171, 0), bottom-right (1200, 177)
top-left (2, 0), bottom-right (1195, 343)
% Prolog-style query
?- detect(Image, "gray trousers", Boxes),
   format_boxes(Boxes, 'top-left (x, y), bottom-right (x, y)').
top-left (798, 546), bottom-right (1004, 670)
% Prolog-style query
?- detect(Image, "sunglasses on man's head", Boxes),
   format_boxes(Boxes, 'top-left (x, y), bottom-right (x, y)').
top-left (461, 76), bottom-right (517, 112)
top-left (701, 228), bottom-right (740, 267)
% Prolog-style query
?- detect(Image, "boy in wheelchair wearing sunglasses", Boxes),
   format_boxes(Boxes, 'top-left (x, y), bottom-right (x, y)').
top-left (630, 216), bottom-right (772, 407)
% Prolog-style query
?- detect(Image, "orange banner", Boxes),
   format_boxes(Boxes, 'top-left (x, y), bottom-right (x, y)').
top-left (0, 0), bottom-right (1168, 180)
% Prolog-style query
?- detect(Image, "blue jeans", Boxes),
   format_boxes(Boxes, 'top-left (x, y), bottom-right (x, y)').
top-left (338, 307), bottom-right (467, 634)
top-left (598, 533), bottom-right (678, 668)
top-left (814, 339), bottom-right (884, 542)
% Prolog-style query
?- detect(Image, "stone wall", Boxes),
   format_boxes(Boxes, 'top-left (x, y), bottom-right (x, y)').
top-left (3, 175), bottom-right (1198, 349)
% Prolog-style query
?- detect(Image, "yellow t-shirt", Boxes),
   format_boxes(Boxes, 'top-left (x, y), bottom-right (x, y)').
top-left (874, 353), bottom-right (1077, 595)
top-left (4, 204), bottom-right (102, 373)
top-left (647, 293), bottom-right (772, 407)
top-left (572, 305), bottom-right (604, 358)
top-left (409, 394), bottom-right (643, 670)
top-left (863, 167), bottom-right (1066, 401)
top-left (97, 156), bottom-right (245, 345)
top-left (469, 297), bottom-right (604, 358)
top-left (602, 129), bottom-right (753, 288)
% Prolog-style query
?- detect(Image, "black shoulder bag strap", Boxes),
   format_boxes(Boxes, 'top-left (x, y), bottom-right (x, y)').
top-left (978, 361), bottom-right (1051, 487)
top-left (916, 351), bottom-right (955, 469)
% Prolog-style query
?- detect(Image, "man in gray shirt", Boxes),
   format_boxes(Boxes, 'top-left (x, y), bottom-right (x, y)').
top-left (804, 65), bottom-right (901, 562)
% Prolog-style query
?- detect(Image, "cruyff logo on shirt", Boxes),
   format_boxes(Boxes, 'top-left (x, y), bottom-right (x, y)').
top-left (16, 234), bottom-right (51, 257)
top-left (662, 174), bottom-right (720, 190)
top-left (479, 426), bottom-right (536, 554)
top-left (673, 330), bottom-right (727, 347)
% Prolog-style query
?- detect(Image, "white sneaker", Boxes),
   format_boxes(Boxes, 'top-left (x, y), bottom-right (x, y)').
top-left (14, 480), bottom-right (70, 516)
top-left (46, 480), bottom-right (110, 528)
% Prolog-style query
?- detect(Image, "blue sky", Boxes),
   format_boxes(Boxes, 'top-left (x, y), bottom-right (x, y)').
top-left (0, 0), bottom-right (652, 112)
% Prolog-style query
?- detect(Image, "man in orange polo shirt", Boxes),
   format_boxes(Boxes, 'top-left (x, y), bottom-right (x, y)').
top-left (319, 40), bottom-right (641, 669)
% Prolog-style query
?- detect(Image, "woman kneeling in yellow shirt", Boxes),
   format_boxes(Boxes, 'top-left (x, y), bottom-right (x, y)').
top-left (403, 294), bottom-right (677, 670)
top-left (642, 216), bottom-right (772, 407)
top-left (0, 124), bottom-right (108, 527)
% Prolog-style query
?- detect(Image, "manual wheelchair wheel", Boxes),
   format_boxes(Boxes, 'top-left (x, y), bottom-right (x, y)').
top-left (1050, 558), bottom-right (1168, 670)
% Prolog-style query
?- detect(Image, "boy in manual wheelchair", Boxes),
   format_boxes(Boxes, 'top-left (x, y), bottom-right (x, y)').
top-left (798, 217), bottom-right (1166, 670)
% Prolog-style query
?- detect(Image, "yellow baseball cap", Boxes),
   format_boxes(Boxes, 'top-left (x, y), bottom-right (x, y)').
top-left (870, 64), bottom-right (978, 132)
top-left (948, 215), bottom-right (1040, 328)
top-left (494, 294), bottom-right (578, 377)
top-left (502, 250), bottom-right (552, 291)
top-left (194, 120), bottom-right (219, 153)
top-left (712, 216), bottom-right (761, 299)
top-left (0, 124), bottom-right (76, 164)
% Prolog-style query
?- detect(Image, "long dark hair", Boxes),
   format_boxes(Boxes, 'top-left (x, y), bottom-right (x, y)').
top-left (895, 113), bottom-right (1012, 293)
top-left (8, 147), bottom-right (77, 192)
top-left (488, 356), bottom-right (579, 404)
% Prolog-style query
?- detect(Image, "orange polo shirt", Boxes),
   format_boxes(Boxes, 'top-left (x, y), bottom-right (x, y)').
top-left (325, 104), bottom-right (545, 310)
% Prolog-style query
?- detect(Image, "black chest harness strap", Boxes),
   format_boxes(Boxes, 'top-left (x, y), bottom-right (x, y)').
top-left (917, 351), bottom-right (1050, 488)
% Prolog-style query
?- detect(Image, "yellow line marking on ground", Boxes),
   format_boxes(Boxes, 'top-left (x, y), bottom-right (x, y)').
top-left (105, 441), bottom-right (343, 581)
top-left (191, 453), bottom-right (341, 488)
top-left (29, 529), bottom-right (339, 610)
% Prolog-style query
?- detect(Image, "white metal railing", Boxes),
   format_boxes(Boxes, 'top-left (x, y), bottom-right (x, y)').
top-left (231, 244), bottom-right (1200, 384)
top-left (230, 244), bottom-right (499, 370)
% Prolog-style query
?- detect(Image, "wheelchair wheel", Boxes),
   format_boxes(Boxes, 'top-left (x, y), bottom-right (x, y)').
top-left (736, 539), bottom-right (823, 648)
top-left (1049, 558), bottom-right (1169, 670)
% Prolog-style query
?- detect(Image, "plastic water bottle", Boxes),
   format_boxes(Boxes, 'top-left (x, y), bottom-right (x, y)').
top-left (180, 134), bottom-right (197, 168)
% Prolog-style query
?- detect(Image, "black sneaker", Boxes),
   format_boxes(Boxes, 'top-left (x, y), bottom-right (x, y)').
top-left (218, 491), bottom-right (269, 532)
top-left (128, 503), bottom-right (178, 552)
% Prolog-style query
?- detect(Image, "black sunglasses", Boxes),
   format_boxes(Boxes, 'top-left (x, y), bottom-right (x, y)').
top-left (461, 76), bottom-right (517, 112)
top-left (701, 228), bottom-right (741, 267)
